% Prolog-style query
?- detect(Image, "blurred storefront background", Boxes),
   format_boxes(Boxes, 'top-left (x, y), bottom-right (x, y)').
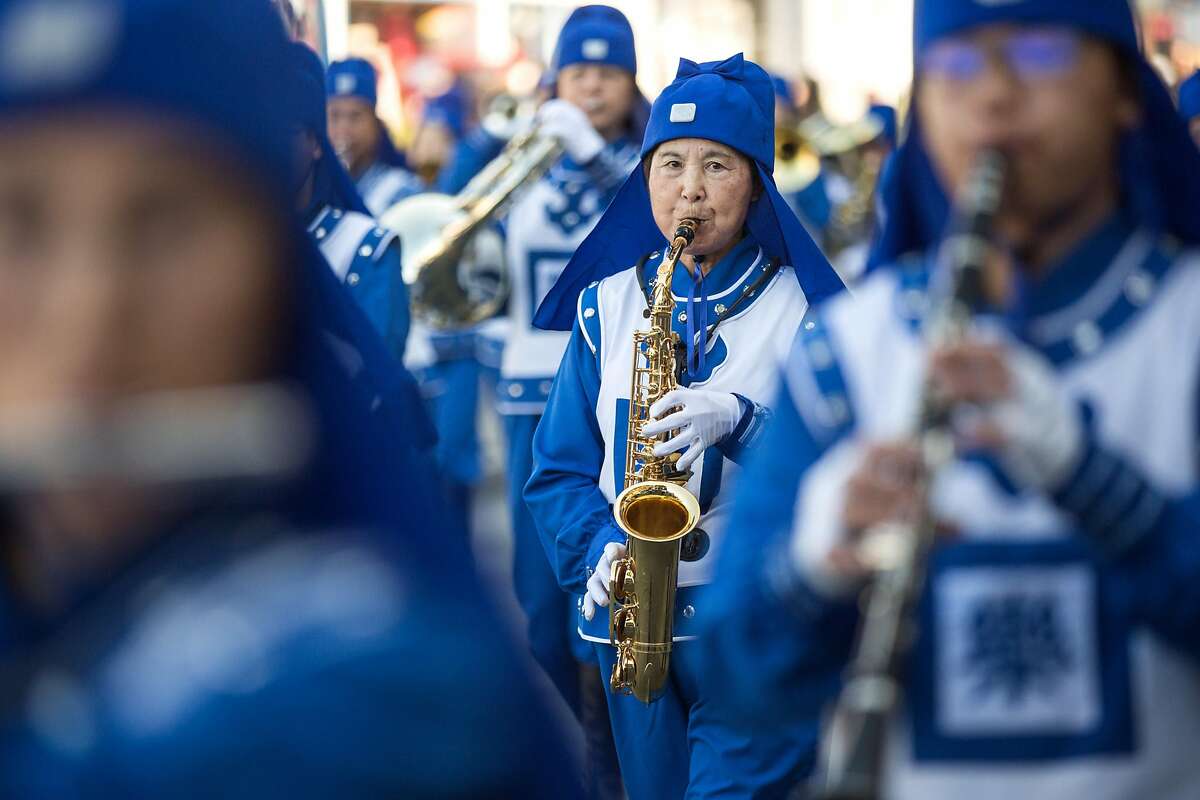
top-left (279, 0), bottom-right (1200, 152)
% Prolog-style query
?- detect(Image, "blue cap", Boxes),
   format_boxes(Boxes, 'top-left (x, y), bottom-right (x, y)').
top-left (533, 53), bottom-right (844, 332)
top-left (869, 104), bottom-right (898, 149)
top-left (1180, 70), bottom-right (1200, 122)
top-left (327, 57), bottom-right (378, 108)
top-left (423, 80), bottom-right (470, 139)
top-left (552, 5), bottom-right (637, 76)
top-left (868, 0), bottom-right (1200, 272)
top-left (643, 53), bottom-right (775, 170)
top-left (770, 73), bottom-right (796, 110)
top-left (914, 0), bottom-right (1138, 62)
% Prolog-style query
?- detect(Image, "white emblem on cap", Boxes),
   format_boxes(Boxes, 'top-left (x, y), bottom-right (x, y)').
top-left (335, 73), bottom-right (358, 95)
top-left (581, 38), bottom-right (609, 60)
top-left (0, 0), bottom-right (120, 91)
top-left (669, 103), bottom-right (697, 123)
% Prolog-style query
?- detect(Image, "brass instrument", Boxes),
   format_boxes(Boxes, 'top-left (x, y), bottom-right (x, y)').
top-left (811, 151), bottom-right (1007, 800)
top-left (379, 125), bottom-right (564, 329)
top-left (774, 124), bottom-right (821, 195)
top-left (825, 148), bottom-right (884, 257)
top-left (608, 220), bottom-right (703, 704)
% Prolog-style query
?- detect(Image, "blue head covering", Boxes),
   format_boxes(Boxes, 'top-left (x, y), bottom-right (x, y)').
top-left (285, 43), bottom-right (370, 216)
top-left (327, 56), bottom-right (409, 170)
top-left (534, 53), bottom-right (845, 331)
top-left (1179, 70), bottom-right (1200, 122)
top-left (0, 0), bottom-right (436, 533)
top-left (546, 4), bottom-right (650, 142)
top-left (869, 103), bottom-right (898, 149)
top-left (552, 4), bottom-right (637, 76)
top-left (327, 57), bottom-right (378, 107)
top-left (868, 0), bottom-right (1200, 271)
top-left (771, 72), bottom-right (796, 111)
top-left (423, 79), bottom-right (470, 139)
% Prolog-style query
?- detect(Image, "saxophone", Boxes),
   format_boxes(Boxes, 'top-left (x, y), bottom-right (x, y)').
top-left (608, 220), bottom-right (703, 704)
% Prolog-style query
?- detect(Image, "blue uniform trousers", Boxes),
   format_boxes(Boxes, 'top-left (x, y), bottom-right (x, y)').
top-left (505, 412), bottom-right (588, 712)
top-left (418, 358), bottom-right (480, 539)
top-left (594, 640), bottom-right (816, 799)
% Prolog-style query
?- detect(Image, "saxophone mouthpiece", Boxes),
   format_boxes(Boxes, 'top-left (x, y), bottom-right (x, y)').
top-left (674, 219), bottom-right (697, 246)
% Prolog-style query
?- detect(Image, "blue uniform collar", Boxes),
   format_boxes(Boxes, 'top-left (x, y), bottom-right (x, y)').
top-left (1022, 212), bottom-right (1135, 320)
top-left (893, 220), bottom-right (1174, 366)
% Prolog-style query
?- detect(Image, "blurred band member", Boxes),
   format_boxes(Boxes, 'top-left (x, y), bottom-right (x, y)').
top-left (1178, 70), bottom-right (1200, 150)
top-left (287, 43), bottom-right (410, 359)
top-left (702, 1), bottom-right (1200, 797)
top-left (502, 5), bottom-right (650, 721)
top-left (325, 57), bottom-right (423, 217)
top-left (527, 53), bottom-right (844, 798)
top-left (0, 1), bottom-right (576, 796)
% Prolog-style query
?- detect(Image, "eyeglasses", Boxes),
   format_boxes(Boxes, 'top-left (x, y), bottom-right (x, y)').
top-left (921, 29), bottom-right (1083, 83)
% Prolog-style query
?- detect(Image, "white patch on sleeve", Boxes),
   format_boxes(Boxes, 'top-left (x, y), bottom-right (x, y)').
top-left (669, 103), bottom-right (697, 123)
top-left (581, 38), bottom-right (609, 60)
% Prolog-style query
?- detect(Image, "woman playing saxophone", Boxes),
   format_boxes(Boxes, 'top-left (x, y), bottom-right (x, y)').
top-left (524, 53), bottom-right (844, 799)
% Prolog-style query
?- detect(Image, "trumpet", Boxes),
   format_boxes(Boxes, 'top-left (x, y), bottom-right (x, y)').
top-left (810, 150), bottom-right (1007, 800)
top-left (380, 124), bottom-right (564, 330)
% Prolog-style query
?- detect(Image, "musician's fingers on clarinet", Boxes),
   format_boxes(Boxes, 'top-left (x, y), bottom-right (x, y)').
top-left (842, 443), bottom-right (924, 534)
top-left (928, 341), bottom-right (1012, 404)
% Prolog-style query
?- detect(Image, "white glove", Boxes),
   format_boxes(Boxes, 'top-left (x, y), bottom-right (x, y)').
top-left (790, 440), bottom-right (867, 598)
top-left (583, 541), bottom-right (627, 622)
top-left (641, 388), bottom-right (744, 472)
top-left (536, 98), bottom-right (605, 165)
top-left (955, 344), bottom-right (1083, 491)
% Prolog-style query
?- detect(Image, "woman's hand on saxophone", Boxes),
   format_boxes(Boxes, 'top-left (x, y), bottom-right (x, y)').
top-left (583, 541), bottom-right (628, 621)
top-left (642, 388), bottom-right (745, 471)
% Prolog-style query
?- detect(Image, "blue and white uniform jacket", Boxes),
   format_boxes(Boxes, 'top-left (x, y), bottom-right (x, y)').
top-left (355, 160), bottom-right (424, 219)
top-left (700, 218), bottom-right (1200, 799)
top-left (526, 236), bottom-right (809, 645)
top-left (308, 205), bottom-right (409, 357)
top-left (497, 140), bottom-right (640, 415)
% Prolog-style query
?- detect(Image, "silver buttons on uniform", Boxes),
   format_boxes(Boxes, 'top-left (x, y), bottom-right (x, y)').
top-left (347, 273), bottom-right (360, 286)
top-left (678, 312), bottom-right (687, 322)
top-left (583, 308), bottom-right (596, 319)
top-left (714, 303), bottom-right (727, 315)
top-left (1123, 270), bottom-right (1154, 306)
top-left (314, 228), bottom-right (327, 240)
top-left (358, 245), bottom-right (373, 258)
top-left (539, 381), bottom-right (553, 395)
top-left (508, 384), bottom-right (524, 398)
top-left (1071, 320), bottom-right (1103, 356)
top-left (563, 212), bottom-right (580, 227)
top-left (682, 605), bottom-right (695, 619)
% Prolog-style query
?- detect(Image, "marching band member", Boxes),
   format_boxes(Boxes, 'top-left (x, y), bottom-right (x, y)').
top-left (325, 57), bottom-right (424, 217)
top-left (701, 1), bottom-right (1200, 797)
top-left (527, 53), bottom-right (844, 797)
top-left (501, 4), bottom-right (649, 718)
top-left (0, 0), bottom-right (576, 795)
top-left (1178, 69), bottom-right (1200, 149)
top-left (289, 43), bottom-right (410, 360)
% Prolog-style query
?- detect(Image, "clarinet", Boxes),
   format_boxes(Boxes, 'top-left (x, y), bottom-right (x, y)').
top-left (809, 150), bottom-right (1007, 800)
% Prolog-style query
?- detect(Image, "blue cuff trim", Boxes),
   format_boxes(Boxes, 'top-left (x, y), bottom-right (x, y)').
top-left (1051, 436), bottom-right (1167, 555)
top-left (584, 521), bottom-right (626, 589)
top-left (718, 394), bottom-right (771, 465)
